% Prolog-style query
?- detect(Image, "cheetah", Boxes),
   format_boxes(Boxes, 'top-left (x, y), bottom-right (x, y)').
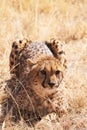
top-left (0, 38), bottom-right (68, 127)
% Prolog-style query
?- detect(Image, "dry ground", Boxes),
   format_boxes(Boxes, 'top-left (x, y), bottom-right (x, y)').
top-left (0, 0), bottom-right (87, 130)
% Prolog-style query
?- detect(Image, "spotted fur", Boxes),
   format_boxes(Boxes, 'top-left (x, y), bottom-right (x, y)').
top-left (10, 38), bottom-right (31, 75)
top-left (45, 39), bottom-right (66, 67)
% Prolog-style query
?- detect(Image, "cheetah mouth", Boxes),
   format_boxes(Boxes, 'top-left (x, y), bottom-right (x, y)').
top-left (46, 87), bottom-right (58, 96)
top-left (54, 85), bottom-right (59, 88)
top-left (50, 83), bottom-right (60, 89)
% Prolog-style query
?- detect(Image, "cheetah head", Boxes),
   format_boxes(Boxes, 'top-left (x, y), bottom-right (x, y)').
top-left (27, 57), bottom-right (65, 98)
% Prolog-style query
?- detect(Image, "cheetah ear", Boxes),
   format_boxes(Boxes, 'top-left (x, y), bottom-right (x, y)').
top-left (27, 59), bottom-right (37, 69)
top-left (27, 59), bottom-right (35, 66)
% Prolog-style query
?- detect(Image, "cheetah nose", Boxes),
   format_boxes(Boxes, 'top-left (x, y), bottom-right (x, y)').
top-left (48, 82), bottom-right (55, 88)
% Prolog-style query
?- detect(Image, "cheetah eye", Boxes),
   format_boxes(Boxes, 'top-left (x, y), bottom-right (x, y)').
top-left (19, 40), bottom-right (22, 44)
top-left (40, 70), bottom-right (46, 75)
top-left (56, 70), bottom-right (60, 75)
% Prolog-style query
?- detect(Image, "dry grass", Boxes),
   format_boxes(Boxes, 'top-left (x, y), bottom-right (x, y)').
top-left (0, 0), bottom-right (87, 130)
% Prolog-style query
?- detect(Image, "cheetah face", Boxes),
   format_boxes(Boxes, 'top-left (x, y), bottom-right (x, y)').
top-left (28, 58), bottom-right (65, 97)
top-left (40, 61), bottom-right (63, 89)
